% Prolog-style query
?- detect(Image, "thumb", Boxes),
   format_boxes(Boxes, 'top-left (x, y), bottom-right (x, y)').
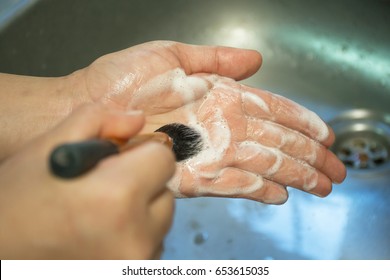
top-left (173, 42), bottom-right (263, 80)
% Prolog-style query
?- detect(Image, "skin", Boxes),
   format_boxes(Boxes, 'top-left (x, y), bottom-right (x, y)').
top-left (0, 41), bottom-right (346, 204)
top-left (0, 41), bottom-right (347, 258)
top-left (138, 72), bottom-right (345, 204)
top-left (0, 104), bottom-right (176, 259)
top-left (72, 41), bottom-right (346, 203)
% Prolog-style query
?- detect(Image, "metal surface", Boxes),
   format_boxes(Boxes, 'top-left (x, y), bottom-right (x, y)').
top-left (329, 109), bottom-right (390, 170)
top-left (0, 0), bottom-right (389, 259)
top-left (0, 0), bottom-right (38, 31)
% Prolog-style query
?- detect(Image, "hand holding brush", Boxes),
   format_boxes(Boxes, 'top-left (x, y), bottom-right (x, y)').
top-left (1, 41), bottom-right (346, 205)
top-left (0, 104), bottom-right (176, 259)
top-left (0, 41), bottom-right (348, 260)
top-left (49, 123), bottom-right (202, 178)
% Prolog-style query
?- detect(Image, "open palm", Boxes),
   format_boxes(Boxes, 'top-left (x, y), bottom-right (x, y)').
top-left (77, 41), bottom-right (346, 204)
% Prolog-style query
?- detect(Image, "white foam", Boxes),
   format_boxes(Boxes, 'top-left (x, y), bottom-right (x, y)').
top-left (237, 141), bottom-right (318, 191)
top-left (131, 68), bottom-right (208, 106)
top-left (196, 172), bottom-right (264, 196)
top-left (273, 93), bottom-right (329, 142)
top-left (262, 121), bottom-right (318, 165)
top-left (301, 110), bottom-right (330, 142)
top-left (139, 70), bottom-right (324, 199)
top-left (242, 91), bottom-right (270, 113)
top-left (171, 68), bottom-right (209, 103)
top-left (238, 141), bottom-right (284, 175)
top-left (265, 151), bottom-right (283, 177)
top-left (186, 107), bottom-right (231, 167)
top-left (207, 78), bottom-right (270, 115)
top-left (302, 168), bottom-right (319, 191)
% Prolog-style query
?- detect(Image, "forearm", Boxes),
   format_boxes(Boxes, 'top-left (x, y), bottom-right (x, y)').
top-left (0, 72), bottom-right (86, 161)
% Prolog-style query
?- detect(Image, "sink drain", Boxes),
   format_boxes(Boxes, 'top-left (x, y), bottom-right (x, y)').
top-left (329, 109), bottom-right (390, 170)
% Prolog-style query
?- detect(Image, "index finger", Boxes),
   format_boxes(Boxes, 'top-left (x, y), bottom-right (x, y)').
top-left (237, 83), bottom-right (334, 146)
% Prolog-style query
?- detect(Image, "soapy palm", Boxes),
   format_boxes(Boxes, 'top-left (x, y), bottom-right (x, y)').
top-left (82, 41), bottom-right (258, 110)
top-left (81, 41), bottom-right (346, 204)
top-left (130, 72), bottom-right (346, 204)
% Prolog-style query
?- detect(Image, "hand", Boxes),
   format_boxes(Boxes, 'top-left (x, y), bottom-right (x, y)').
top-left (73, 41), bottom-right (346, 204)
top-left (128, 72), bottom-right (346, 204)
top-left (0, 104), bottom-right (175, 259)
top-left (75, 41), bottom-right (262, 110)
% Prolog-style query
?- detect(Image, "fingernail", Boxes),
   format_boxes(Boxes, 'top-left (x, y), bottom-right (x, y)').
top-left (264, 192), bottom-right (288, 205)
top-left (334, 168), bottom-right (347, 184)
top-left (310, 183), bottom-right (332, 198)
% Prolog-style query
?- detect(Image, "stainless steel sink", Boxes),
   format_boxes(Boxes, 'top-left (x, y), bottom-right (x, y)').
top-left (1, 0), bottom-right (389, 259)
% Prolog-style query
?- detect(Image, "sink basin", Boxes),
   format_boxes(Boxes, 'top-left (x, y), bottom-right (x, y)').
top-left (1, 0), bottom-right (389, 259)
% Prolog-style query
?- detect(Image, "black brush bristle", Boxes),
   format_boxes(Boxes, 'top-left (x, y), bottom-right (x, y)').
top-left (155, 123), bottom-right (203, 161)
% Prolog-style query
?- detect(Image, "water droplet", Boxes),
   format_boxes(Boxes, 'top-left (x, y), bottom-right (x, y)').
top-left (193, 232), bottom-right (209, 245)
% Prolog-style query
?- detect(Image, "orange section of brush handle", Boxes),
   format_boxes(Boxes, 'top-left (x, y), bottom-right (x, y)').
top-left (118, 132), bottom-right (174, 152)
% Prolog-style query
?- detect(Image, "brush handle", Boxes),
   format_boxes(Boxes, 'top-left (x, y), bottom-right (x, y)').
top-left (49, 139), bottom-right (119, 178)
top-left (49, 132), bottom-right (173, 179)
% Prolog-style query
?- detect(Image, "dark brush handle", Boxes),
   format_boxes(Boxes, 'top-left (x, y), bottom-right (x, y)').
top-left (49, 139), bottom-right (119, 178)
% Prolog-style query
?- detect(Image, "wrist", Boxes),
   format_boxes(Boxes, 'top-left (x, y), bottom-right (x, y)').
top-left (0, 73), bottom-right (88, 160)
top-left (65, 69), bottom-right (93, 111)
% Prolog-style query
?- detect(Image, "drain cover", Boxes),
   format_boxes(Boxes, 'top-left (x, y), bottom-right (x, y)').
top-left (334, 132), bottom-right (389, 169)
top-left (329, 109), bottom-right (390, 170)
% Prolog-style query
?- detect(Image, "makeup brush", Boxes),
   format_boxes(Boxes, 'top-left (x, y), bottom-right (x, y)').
top-left (49, 123), bottom-right (203, 178)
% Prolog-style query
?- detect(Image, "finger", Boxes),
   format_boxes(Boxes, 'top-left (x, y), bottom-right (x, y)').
top-left (238, 179), bottom-right (289, 205)
top-left (248, 91), bottom-right (330, 144)
top-left (173, 42), bottom-right (263, 80)
top-left (324, 124), bottom-right (336, 147)
top-left (243, 89), bottom-right (330, 144)
top-left (246, 118), bottom-right (346, 183)
top-left (171, 166), bottom-right (288, 204)
top-left (215, 79), bottom-right (332, 145)
top-left (320, 149), bottom-right (347, 184)
top-left (47, 104), bottom-right (145, 144)
top-left (97, 142), bottom-right (176, 199)
top-left (234, 141), bottom-right (333, 197)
